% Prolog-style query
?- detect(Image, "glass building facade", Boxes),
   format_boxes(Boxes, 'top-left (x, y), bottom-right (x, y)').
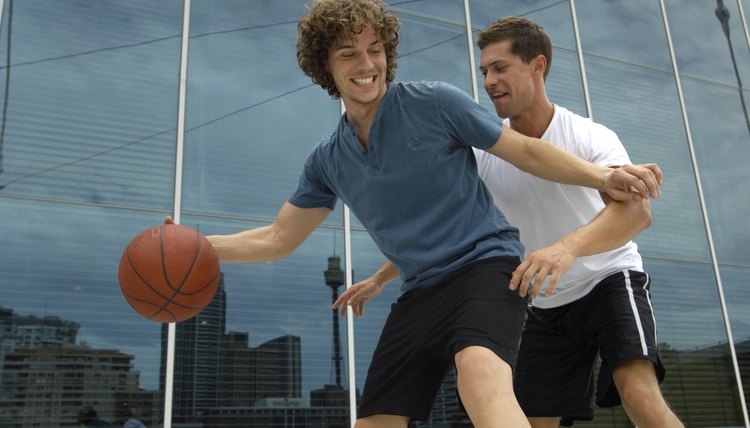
top-left (0, 0), bottom-right (748, 427)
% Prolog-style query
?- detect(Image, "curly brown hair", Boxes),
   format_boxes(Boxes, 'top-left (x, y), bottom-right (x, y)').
top-left (297, 0), bottom-right (400, 98)
top-left (477, 16), bottom-right (552, 80)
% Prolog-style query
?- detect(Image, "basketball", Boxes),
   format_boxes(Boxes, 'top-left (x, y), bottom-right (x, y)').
top-left (118, 223), bottom-right (221, 323)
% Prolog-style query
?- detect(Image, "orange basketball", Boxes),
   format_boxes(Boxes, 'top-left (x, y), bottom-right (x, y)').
top-left (118, 223), bottom-right (221, 323)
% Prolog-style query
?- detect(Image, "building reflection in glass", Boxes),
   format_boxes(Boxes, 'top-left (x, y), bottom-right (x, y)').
top-left (159, 260), bottom-right (353, 427)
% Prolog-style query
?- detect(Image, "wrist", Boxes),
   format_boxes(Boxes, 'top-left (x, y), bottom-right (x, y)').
top-left (373, 272), bottom-right (395, 288)
top-left (557, 236), bottom-right (581, 258)
top-left (596, 166), bottom-right (611, 192)
top-left (372, 276), bottom-right (389, 289)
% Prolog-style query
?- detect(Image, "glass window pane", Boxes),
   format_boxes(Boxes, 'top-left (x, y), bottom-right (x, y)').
top-left (577, 0), bottom-right (711, 261)
top-left (665, 0), bottom-right (750, 266)
top-left (666, 0), bottom-right (750, 413)
top-left (0, 200), bottom-right (165, 427)
top-left (585, 58), bottom-right (710, 261)
top-left (723, 264), bottom-right (750, 413)
top-left (667, 0), bottom-right (750, 87)
top-left (577, 0), bottom-right (748, 424)
top-left (0, 0), bottom-right (182, 208)
top-left (470, 0), bottom-right (578, 51)
top-left (394, 3), bottom-right (472, 90)
top-left (645, 259), bottom-right (745, 426)
top-left (182, 0), bottom-right (343, 224)
top-left (681, 80), bottom-right (750, 265)
top-left (174, 214), bottom-right (351, 426)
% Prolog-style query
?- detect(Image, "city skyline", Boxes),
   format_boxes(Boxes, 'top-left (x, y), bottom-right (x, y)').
top-left (0, 252), bottom-right (359, 427)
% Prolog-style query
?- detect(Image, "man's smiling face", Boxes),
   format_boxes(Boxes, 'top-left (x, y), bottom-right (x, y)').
top-left (327, 26), bottom-right (388, 109)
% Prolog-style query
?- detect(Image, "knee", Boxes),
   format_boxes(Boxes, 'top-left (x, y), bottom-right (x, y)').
top-left (456, 347), bottom-right (497, 375)
top-left (618, 381), bottom-right (657, 410)
top-left (455, 346), bottom-right (512, 387)
top-left (614, 360), bottom-right (664, 408)
top-left (355, 415), bottom-right (409, 428)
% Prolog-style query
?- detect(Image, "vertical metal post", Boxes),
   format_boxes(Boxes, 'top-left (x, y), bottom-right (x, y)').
top-left (340, 100), bottom-right (358, 428)
top-left (463, 0), bottom-right (479, 102)
top-left (344, 205), bottom-right (357, 427)
top-left (166, 0), bottom-right (192, 427)
top-left (736, 0), bottom-right (750, 64)
top-left (0, 0), bottom-right (9, 186)
top-left (569, 0), bottom-right (593, 120)
top-left (0, 0), bottom-right (5, 32)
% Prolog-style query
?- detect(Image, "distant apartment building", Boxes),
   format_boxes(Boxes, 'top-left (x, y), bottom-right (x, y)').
top-left (0, 308), bottom-right (158, 428)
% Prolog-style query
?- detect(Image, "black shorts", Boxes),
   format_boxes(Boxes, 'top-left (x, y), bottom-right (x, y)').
top-left (357, 256), bottom-right (527, 422)
top-left (513, 270), bottom-right (665, 426)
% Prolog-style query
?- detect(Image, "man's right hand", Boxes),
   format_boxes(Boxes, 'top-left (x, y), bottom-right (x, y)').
top-left (603, 163), bottom-right (663, 202)
top-left (509, 241), bottom-right (576, 299)
top-left (333, 261), bottom-right (398, 316)
top-left (333, 277), bottom-right (387, 317)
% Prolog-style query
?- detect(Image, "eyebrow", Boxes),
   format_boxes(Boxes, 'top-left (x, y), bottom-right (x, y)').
top-left (333, 38), bottom-right (382, 52)
top-left (479, 59), bottom-right (506, 71)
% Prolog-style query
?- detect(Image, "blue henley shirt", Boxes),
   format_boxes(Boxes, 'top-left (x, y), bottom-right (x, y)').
top-left (289, 81), bottom-right (524, 293)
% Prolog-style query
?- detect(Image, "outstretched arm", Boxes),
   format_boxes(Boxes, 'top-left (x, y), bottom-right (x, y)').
top-left (511, 192), bottom-right (652, 299)
top-left (487, 125), bottom-right (663, 202)
top-left (333, 261), bottom-right (399, 317)
top-left (168, 202), bottom-right (331, 263)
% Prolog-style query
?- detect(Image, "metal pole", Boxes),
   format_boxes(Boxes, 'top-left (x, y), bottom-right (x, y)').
top-left (165, 0), bottom-right (192, 427)
top-left (341, 100), bottom-right (358, 427)
top-left (569, 0), bottom-right (593, 120)
top-left (463, 0), bottom-right (479, 102)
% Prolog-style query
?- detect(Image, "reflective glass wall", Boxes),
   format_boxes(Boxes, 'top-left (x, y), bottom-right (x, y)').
top-left (0, 1), bottom-right (748, 427)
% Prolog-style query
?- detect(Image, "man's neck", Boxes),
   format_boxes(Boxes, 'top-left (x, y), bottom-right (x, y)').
top-left (343, 86), bottom-right (387, 151)
top-left (508, 100), bottom-right (554, 139)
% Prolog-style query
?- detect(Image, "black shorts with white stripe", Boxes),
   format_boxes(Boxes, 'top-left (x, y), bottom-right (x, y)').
top-left (513, 270), bottom-right (665, 425)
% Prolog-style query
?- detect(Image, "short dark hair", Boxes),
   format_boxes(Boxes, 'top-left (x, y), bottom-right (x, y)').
top-left (297, 0), bottom-right (400, 98)
top-left (477, 16), bottom-right (552, 79)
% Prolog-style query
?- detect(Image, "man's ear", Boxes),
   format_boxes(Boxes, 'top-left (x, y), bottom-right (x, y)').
top-left (533, 54), bottom-right (548, 75)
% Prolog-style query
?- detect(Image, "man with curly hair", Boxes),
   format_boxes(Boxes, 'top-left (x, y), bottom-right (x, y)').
top-left (190, 1), bottom-right (662, 426)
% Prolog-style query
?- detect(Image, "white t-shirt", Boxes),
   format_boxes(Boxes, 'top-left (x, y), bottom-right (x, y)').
top-left (474, 105), bottom-right (643, 308)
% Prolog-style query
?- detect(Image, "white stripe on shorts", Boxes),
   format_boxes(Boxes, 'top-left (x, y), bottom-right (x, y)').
top-left (624, 270), bottom-right (648, 356)
top-left (644, 272), bottom-right (658, 348)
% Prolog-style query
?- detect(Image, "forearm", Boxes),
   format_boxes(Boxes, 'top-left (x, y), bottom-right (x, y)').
top-left (207, 225), bottom-right (292, 263)
top-left (488, 126), bottom-right (663, 202)
top-left (206, 202), bottom-right (330, 263)
top-left (370, 260), bottom-right (399, 286)
top-left (489, 126), bottom-right (607, 190)
top-left (516, 133), bottom-right (608, 190)
top-left (557, 198), bottom-right (651, 258)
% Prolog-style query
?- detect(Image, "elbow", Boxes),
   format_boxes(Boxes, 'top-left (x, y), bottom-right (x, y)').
top-left (633, 200), bottom-right (653, 232)
top-left (277, 247), bottom-right (295, 260)
top-left (268, 241), bottom-right (296, 261)
top-left (264, 223), bottom-right (301, 261)
top-left (611, 199), bottom-right (652, 236)
top-left (642, 209), bottom-right (653, 230)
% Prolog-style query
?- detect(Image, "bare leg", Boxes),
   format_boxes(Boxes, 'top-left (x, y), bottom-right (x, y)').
top-left (613, 359), bottom-right (683, 428)
top-left (454, 346), bottom-right (531, 428)
top-left (528, 417), bottom-right (562, 428)
top-left (354, 414), bottom-right (409, 428)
